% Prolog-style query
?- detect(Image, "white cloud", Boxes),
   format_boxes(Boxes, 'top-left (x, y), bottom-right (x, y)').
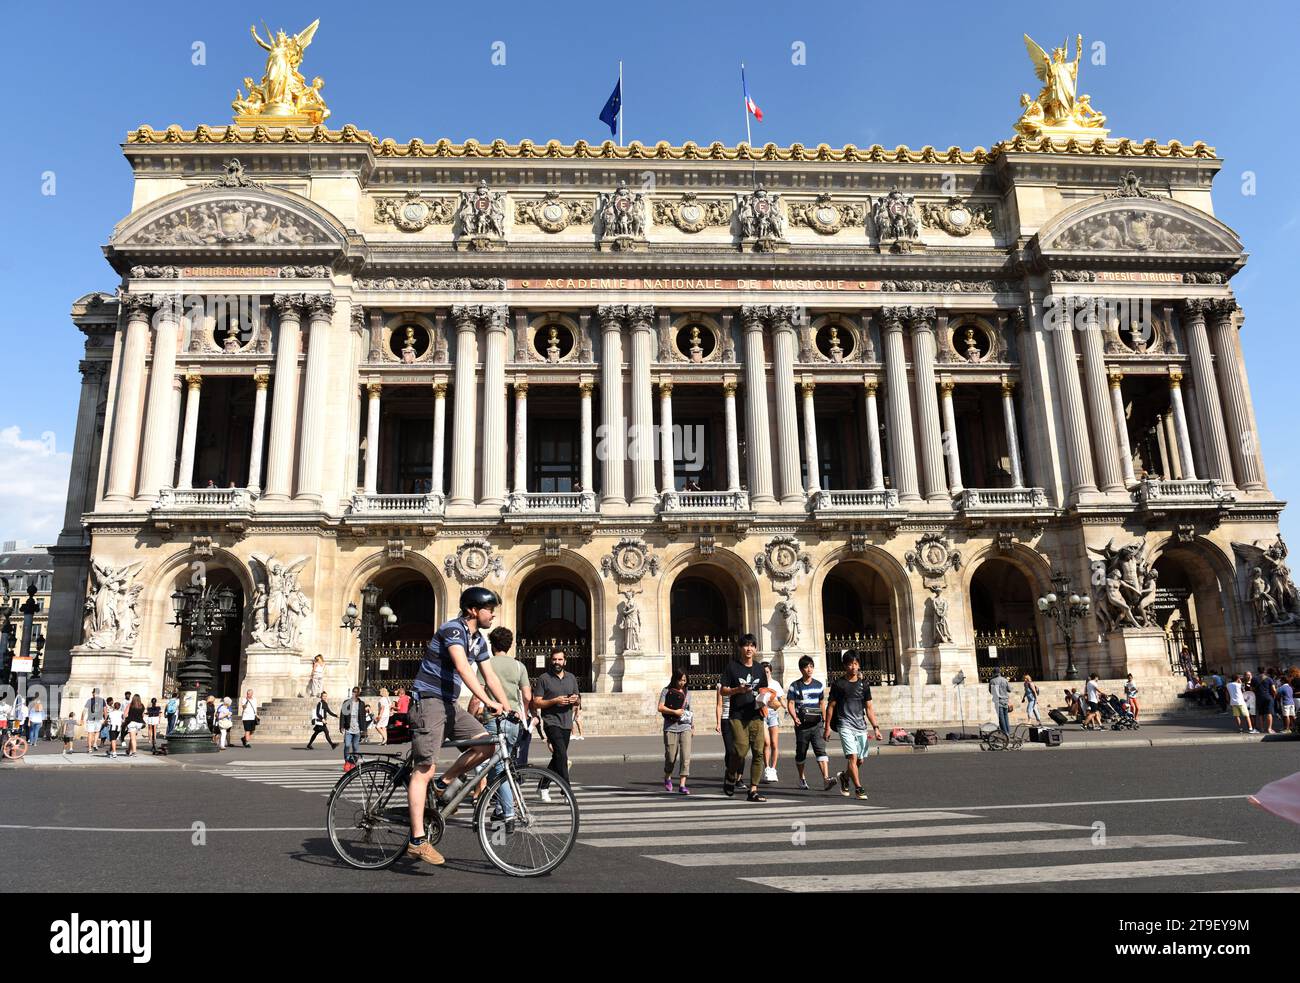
top-left (0, 425), bottom-right (72, 544)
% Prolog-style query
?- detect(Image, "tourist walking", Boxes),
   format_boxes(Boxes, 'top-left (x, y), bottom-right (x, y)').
top-left (1254, 669), bottom-right (1279, 735)
top-left (240, 689), bottom-right (258, 748)
top-left (715, 678), bottom-right (734, 785)
top-left (532, 647), bottom-right (580, 800)
top-left (26, 697), bottom-right (44, 744)
top-left (658, 667), bottom-right (693, 794)
top-left (760, 661), bottom-right (784, 784)
top-left (786, 655), bottom-right (833, 791)
top-left (124, 695), bottom-right (145, 756)
top-left (1123, 674), bottom-right (1140, 720)
top-left (307, 692), bottom-right (338, 749)
top-left (106, 700), bottom-right (123, 758)
top-left (825, 651), bottom-right (881, 800)
top-left (480, 627), bottom-right (532, 823)
top-left (165, 694), bottom-right (178, 735)
top-left (146, 698), bottom-right (161, 747)
top-left (373, 687), bottom-right (392, 745)
top-left (721, 634), bottom-right (767, 802)
top-left (1227, 674), bottom-right (1257, 734)
top-left (1278, 674), bottom-right (1296, 734)
top-left (306, 654), bottom-right (325, 697)
top-left (1021, 674), bottom-right (1042, 726)
top-left (1083, 674), bottom-right (1106, 730)
top-left (988, 666), bottom-right (1011, 734)
top-left (340, 687), bottom-right (364, 763)
top-left (59, 713), bottom-right (77, 756)
top-left (215, 697), bottom-right (233, 749)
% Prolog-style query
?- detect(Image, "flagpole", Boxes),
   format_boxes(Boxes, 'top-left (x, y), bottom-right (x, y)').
top-left (741, 63), bottom-right (756, 188)
top-left (618, 60), bottom-right (623, 148)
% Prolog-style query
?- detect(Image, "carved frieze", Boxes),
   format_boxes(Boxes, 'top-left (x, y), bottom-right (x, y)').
top-left (919, 196), bottom-right (997, 237)
top-left (373, 191), bottom-right (455, 232)
top-left (1052, 210), bottom-right (1213, 252)
top-left (601, 537), bottom-right (660, 583)
top-left (444, 538), bottom-right (504, 585)
top-left (652, 192), bottom-right (731, 233)
top-left (788, 194), bottom-right (865, 235)
top-left (129, 202), bottom-right (321, 246)
top-left (515, 191), bottom-right (595, 233)
top-left (905, 533), bottom-right (961, 588)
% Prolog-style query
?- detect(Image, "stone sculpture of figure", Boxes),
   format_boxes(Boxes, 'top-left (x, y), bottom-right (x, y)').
top-left (871, 189), bottom-right (920, 245)
top-left (84, 558), bottom-right (144, 650)
top-left (1251, 567), bottom-right (1279, 627)
top-left (1134, 567), bottom-right (1159, 628)
top-left (737, 187), bottom-right (785, 240)
top-left (775, 587), bottom-right (802, 650)
top-left (616, 589), bottom-right (642, 652)
top-left (458, 182), bottom-right (507, 239)
top-left (249, 554), bottom-right (310, 648)
top-left (963, 328), bottom-right (981, 362)
top-left (929, 586), bottom-right (952, 645)
top-left (598, 185), bottom-right (647, 240)
top-left (546, 326), bottom-right (561, 363)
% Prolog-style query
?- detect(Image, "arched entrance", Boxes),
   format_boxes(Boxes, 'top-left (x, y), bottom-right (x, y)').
top-left (821, 562), bottom-right (897, 685)
top-left (357, 568), bottom-right (437, 692)
top-left (165, 566), bottom-right (247, 701)
top-left (1152, 543), bottom-right (1235, 675)
top-left (669, 564), bottom-right (744, 688)
top-left (968, 558), bottom-right (1044, 682)
top-left (518, 569), bottom-right (592, 691)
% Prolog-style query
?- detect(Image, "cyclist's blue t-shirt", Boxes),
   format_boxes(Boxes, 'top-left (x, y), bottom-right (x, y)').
top-left (413, 617), bottom-right (488, 700)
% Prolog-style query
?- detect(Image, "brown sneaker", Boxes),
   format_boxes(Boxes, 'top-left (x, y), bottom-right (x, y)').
top-left (406, 840), bottom-right (446, 866)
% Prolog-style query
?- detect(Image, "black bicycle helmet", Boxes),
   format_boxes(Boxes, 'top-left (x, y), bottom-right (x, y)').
top-left (459, 586), bottom-right (500, 611)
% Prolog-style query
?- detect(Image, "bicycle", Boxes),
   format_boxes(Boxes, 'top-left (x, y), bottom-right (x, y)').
top-left (326, 711), bottom-right (579, 877)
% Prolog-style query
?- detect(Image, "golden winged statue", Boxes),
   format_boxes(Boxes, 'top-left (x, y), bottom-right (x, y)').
top-left (232, 19), bottom-right (330, 124)
top-left (1014, 33), bottom-right (1107, 138)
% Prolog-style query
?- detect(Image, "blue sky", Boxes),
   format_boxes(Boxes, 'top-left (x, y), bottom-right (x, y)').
top-left (2, 0), bottom-right (1297, 544)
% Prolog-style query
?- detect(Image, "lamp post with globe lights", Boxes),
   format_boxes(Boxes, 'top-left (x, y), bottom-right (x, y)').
top-left (1037, 572), bottom-right (1091, 682)
top-left (166, 578), bottom-right (238, 754)
top-left (341, 583), bottom-right (396, 696)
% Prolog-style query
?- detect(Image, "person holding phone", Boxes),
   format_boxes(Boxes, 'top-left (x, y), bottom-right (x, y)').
top-left (720, 634), bottom-right (767, 802)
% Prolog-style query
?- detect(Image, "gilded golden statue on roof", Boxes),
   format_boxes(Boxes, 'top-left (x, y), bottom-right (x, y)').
top-left (232, 19), bottom-right (330, 125)
top-left (1015, 33), bottom-right (1108, 139)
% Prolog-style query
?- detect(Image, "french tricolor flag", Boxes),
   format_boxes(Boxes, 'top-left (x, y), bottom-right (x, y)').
top-left (741, 65), bottom-right (763, 121)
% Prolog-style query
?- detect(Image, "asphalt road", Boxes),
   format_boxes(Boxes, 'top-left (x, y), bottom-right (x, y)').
top-left (4, 743), bottom-right (1299, 893)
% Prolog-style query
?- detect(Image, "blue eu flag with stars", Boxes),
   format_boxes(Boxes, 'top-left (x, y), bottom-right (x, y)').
top-left (598, 78), bottom-right (621, 137)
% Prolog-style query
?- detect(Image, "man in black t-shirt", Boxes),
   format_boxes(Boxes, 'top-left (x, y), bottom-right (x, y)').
top-left (825, 651), bottom-right (881, 800)
top-left (720, 633), bottom-right (768, 802)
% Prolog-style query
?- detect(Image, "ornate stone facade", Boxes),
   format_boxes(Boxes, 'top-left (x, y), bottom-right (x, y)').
top-left (43, 118), bottom-right (1289, 728)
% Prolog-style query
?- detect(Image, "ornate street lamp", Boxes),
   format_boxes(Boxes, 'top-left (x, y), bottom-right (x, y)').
top-left (166, 579), bottom-right (237, 754)
top-left (341, 583), bottom-right (396, 696)
top-left (1037, 571), bottom-right (1091, 682)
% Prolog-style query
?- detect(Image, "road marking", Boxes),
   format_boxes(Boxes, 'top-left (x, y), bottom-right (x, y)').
top-left (646, 834), bottom-right (1237, 866)
top-left (576, 804), bottom-right (882, 821)
top-left (580, 819), bottom-right (1070, 846)
top-left (0, 824), bottom-right (322, 833)
top-left (744, 853), bottom-right (1300, 892)
top-left (863, 793), bottom-right (1251, 814)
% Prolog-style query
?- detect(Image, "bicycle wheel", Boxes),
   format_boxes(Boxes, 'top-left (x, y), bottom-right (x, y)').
top-left (326, 760), bottom-right (410, 870)
top-left (476, 766), bottom-right (579, 877)
top-left (2, 736), bottom-right (28, 760)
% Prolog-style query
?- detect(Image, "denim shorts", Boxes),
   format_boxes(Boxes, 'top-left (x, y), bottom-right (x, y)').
top-left (839, 726), bottom-right (869, 760)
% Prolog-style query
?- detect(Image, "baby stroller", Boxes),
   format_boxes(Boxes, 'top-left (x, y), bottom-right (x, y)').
top-left (1100, 694), bottom-right (1140, 730)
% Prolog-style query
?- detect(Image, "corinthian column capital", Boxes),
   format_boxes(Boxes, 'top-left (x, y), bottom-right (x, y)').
top-left (904, 305), bottom-right (937, 330)
top-left (116, 290), bottom-right (153, 318)
top-left (272, 293), bottom-right (306, 318)
top-left (627, 304), bottom-right (656, 330)
top-left (740, 305), bottom-right (768, 331)
top-left (1179, 298), bottom-right (1210, 322)
top-left (350, 305), bottom-right (367, 330)
top-left (482, 304), bottom-right (510, 331)
top-left (878, 306), bottom-right (906, 330)
top-left (1208, 298), bottom-right (1240, 323)
top-left (596, 304), bottom-right (627, 330)
top-left (303, 293), bottom-right (336, 319)
top-left (450, 304), bottom-right (480, 330)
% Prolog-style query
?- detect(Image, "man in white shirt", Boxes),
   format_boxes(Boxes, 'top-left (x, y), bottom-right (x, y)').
top-left (240, 689), bottom-right (258, 748)
top-left (81, 689), bottom-right (105, 755)
top-left (1083, 674), bottom-right (1105, 730)
top-left (1227, 674), bottom-right (1257, 734)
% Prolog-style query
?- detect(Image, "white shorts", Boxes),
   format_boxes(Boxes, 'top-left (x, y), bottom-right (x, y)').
top-left (1283, 705), bottom-right (1296, 718)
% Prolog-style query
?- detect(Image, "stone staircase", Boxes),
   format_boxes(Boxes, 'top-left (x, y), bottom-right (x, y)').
top-left (240, 675), bottom-right (1220, 741)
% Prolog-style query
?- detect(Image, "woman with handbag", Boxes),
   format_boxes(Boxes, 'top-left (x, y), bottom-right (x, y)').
top-left (374, 687), bottom-right (392, 745)
top-left (658, 668), bottom-right (694, 795)
top-left (306, 654), bottom-right (325, 698)
top-left (307, 693), bottom-right (338, 750)
top-left (215, 697), bottom-right (233, 749)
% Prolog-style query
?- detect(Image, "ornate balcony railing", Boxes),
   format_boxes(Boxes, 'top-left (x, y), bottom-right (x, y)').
top-left (955, 487), bottom-right (1049, 510)
top-left (505, 491), bottom-right (597, 514)
top-left (155, 487), bottom-right (257, 510)
top-left (347, 492), bottom-right (445, 514)
top-left (660, 489), bottom-right (750, 512)
top-left (1132, 478), bottom-right (1232, 505)
top-left (810, 488), bottom-right (900, 511)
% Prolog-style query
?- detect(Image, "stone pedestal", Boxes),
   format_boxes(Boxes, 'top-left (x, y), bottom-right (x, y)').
top-left (772, 649), bottom-right (807, 685)
top-left (904, 647), bottom-right (928, 687)
top-left (931, 643), bottom-right (977, 685)
top-left (593, 650), bottom-right (667, 694)
top-left (1255, 625), bottom-right (1300, 668)
top-left (243, 644), bottom-right (310, 701)
top-left (1106, 627), bottom-right (1167, 678)
top-left (60, 645), bottom-right (145, 716)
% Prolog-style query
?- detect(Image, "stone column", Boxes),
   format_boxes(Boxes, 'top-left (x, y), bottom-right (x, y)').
top-left (939, 378), bottom-right (963, 494)
top-left (62, 360), bottom-right (108, 527)
top-left (1075, 299), bottom-right (1125, 493)
top-left (579, 379), bottom-right (594, 494)
top-left (136, 296), bottom-right (182, 498)
top-left (364, 383), bottom-right (381, 495)
top-left (880, 309), bottom-right (920, 502)
top-left (1167, 369), bottom-right (1197, 481)
top-left (295, 294), bottom-right (335, 502)
top-left (512, 380), bottom-right (528, 497)
top-left (431, 381), bottom-right (447, 498)
top-left (247, 371), bottom-right (269, 493)
top-left (105, 295), bottom-right (152, 501)
top-left (740, 308), bottom-right (775, 504)
top-left (1163, 411), bottom-right (1184, 479)
top-left (597, 306), bottom-right (627, 506)
top-left (480, 306), bottom-right (509, 506)
top-left (1154, 413), bottom-right (1172, 478)
top-left (864, 379), bottom-right (884, 490)
top-left (801, 380), bottom-right (820, 493)
top-left (771, 309), bottom-right (804, 503)
top-left (1107, 369), bottom-right (1136, 489)
top-left (1046, 296), bottom-right (1098, 497)
top-left (999, 378), bottom-right (1026, 489)
top-left (1209, 299), bottom-right (1264, 491)
top-left (628, 306), bottom-right (657, 504)
top-left (907, 307), bottom-right (947, 501)
top-left (723, 379), bottom-right (742, 492)
top-left (263, 294), bottom-right (303, 501)
top-left (176, 372), bottom-right (202, 490)
top-left (449, 306), bottom-right (479, 506)
top-left (1181, 300), bottom-right (1236, 488)
top-left (658, 379), bottom-right (675, 495)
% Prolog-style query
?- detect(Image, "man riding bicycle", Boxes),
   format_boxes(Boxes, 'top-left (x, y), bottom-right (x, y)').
top-left (406, 586), bottom-right (512, 867)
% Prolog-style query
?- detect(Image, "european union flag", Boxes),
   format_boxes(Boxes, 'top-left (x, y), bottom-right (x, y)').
top-left (598, 78), bottom-right (621, 137)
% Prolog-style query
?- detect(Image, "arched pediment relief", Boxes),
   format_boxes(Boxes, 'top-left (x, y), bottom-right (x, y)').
top-left (110, 186), bottom-right (349, 252)
top-left (1034, 195), bottom-right (1242, 261)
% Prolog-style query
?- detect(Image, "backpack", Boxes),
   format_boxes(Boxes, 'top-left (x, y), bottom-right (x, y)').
top-left (914, 729), bottom-right (939, 747)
